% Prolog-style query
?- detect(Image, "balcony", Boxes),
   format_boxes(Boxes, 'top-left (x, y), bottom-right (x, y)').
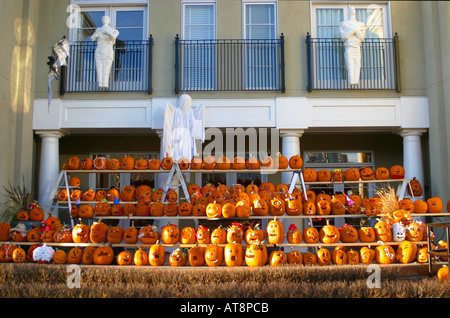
top-left (175, 35), bottom-right (285, 93)
top-left (60, 38), bottom-right (153, 94)
top-left (306, 34), bottom-right (400, 92)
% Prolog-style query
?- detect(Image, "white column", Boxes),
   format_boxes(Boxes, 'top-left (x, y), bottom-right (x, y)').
top-left (280, 130), bottom-right (304, 249)
top-left (36, 130), bottom-right (64, 210)
top-left (280, 130), bottom-right (304, 184)
top-left (398, 128), bottom-right (427, 199)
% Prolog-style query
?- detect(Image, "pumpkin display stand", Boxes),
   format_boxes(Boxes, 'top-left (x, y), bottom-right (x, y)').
top-left (11, 156), bottom-right (444, 270)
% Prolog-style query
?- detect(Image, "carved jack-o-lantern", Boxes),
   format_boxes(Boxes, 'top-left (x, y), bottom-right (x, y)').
top-left (266, 218), bottom-right (284, 244)
top-left (149, 242), bottom-right (165, 266)
top-left (224, 243), bottom-right (244, 267)
top-left (93, 246), bottom-right (114, 265)
top-left (117, 250), bottom-right (133, 266)
top-left (245, 241), bottom-right (268, 267)
top-left (302, 169), bottom-right (317, 182)
top-left (72, 223), bottom-right (90, 243)
top-left (287, 224), bottom-right (303, 244)
top-left (204, 244), bottom-right (224, 267)
top-left (319, 222), bottom-right (340, 244)
top-left (288, 155), bottom-right (303, 169)
top-left (196, 225), bottom-right (211, 245)
top-left (180, 227), bottom-right (197, 244)
top-left (395, 240), bottom-right (418, 264)
top-left (358, 226), bottom-right (376, 243)
top-left (303, 227), bottom-right (319, 244)
top-left (139, 225), bottom-right (159, 244)
top-left (316, 247), bottom-right (331, 266)
top-left (161, 224), bottom-right (180, 244)
top-left (287, 250), bottom-right (303, 265)
top-left (269, 250), bottom-right (287, 266)
top-left (375, 245), bottom-right (395, 264)
top-left (359, 167), bottom-right (375, 180)
top-left (339, 224), bottom-right (358, 243)
top-left (359, 246), bottom-right (375, 264)
top-left (374, 221), bottom-right (392, 242)
top-left (390, 165), bottom-right (405, 179)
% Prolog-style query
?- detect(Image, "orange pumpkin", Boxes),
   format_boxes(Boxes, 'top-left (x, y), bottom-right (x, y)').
top-left (120, 156), bottom-right (135, 170)
top-left (161, 156), bottom-right (174, 170)
top-left (359, 167), bottom-right (375, 181)
top-left (427, 197), bottom-right (444, 213)
top-left (302, 169), bottom-right (318, 182)
top-left (66, 156), bottom-right (81, 170)
top-left (89, 222), bottom-right (109, 244)
top-left (190, 156), bottom-right (202, 170)
top-left (216, 156), bottom-right (232, 170)
top-left (390, 165), bottom-right (405, 179)
top-left (177, 158), bottom-right (190, 170)
top-left (266, 218), bottom-right (284, 245)
top-left (203, 156), bottom-right (217, 170)
top-left (93, 157), bottom-right (107, 170)
top-left (288, 155), bottom-right (303, 169)
top-left (80, 158), bottom-right (94, 170)
top-left (93, 246), bottom-right (114, 265)
top-left (375, 167), bottom-right (390, 180)
top-left (106, 158), bottom-right (120, 170)
top-left (344, 168), bottom-right (360, 181)
top-left (135, 158), bottom-right (149, 170)
top-left (147, 158), bottom-right (161, 170)
top-left (274, 154), bottom-right (289, 169)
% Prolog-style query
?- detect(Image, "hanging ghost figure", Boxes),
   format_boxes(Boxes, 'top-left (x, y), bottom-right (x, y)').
top-left (162, 94), bottom-right (205, 161)
top-left (339, 6), bottom-right (368, 85)
top-left (91, 16), bottom-right (119, 88)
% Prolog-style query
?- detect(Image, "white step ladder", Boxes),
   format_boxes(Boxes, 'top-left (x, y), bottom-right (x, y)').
top-left (161, 162), bottom-right (191, 203)
top-left (44, 171), bottom-right (75, 227)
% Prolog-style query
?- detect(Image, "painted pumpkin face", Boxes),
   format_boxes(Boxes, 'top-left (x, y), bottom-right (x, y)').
top-left (332, 169), bottom-right (344, 182)
top-left (287, 224), bottom-right (303, 244)
top-left (169, 249), bottom-right (187, 267)
top-left (106, 158), bottom-right (120, 170)
top-left (375, 167), bottom-right (390, 180)
top-left (303, 201), bottom-right (316, 216)
top-left (53, 249), bottom-right (68, 264)
top-left (408, 178), bottom-right (423, 196)
top-left (275, 154), bottom-right (289, 169)
top-left (288, 155), bottom-right (303, 169)
top-left (12, 247), bottom-right (27, 263)
top-left (390, 165), bottom-right (405, 179)
top-left (339, 224), bottom-right (358, 243)
top-left (375, 245), bottom-right (396, 264)
top-left (406, 222), bottom-right (424, 242)
top-left (196, 225), bottom-right (211, 244)
top-left (107, 226), bottom-right (124, 244)
top-left (269, 250), bottom-right (287, 267)
top-left (93, 157), bottom-right (107, 170)
top-left (302, 169), bottom-right (317, 182)
top-left (139, 225), bottom-right (159, 244)
top-left (69, 176), bottom-right (81, 187)
top-left (226, 222), bottom-right (244, 244)
top-left (135, 185), bottom-right (152, 201)
top-left (120, 156), bottom-right (135, 170)
top-left (317, 169), bottom-right (332, 182)
top-left (344, 168), bottom-right (360, 181)
top-left (78, 204), bottom-right (94, 218)
top-left (244, 225), bottom-right (265, 244)
top-left (116, 250), bottom-right (133, 266)
top-left (427, 197), bottom-right (444, 213)
top-left (347, 249), bottom-right (360, 265)
top-left (80, 158), bottom-right (94, 170)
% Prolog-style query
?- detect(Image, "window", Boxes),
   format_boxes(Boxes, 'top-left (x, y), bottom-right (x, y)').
top-left (310, 3), bottom-right (391, 85)
top-left (243, 1), bottom-right (279, 89)
top-left (67, 5), bottom-right (148, 90)
top-left (182, 2), bottom-right (216, 90)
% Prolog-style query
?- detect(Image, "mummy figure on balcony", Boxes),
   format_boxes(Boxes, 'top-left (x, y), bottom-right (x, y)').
top-left (91, 16), bottom-right (119, 88)
top-left (339, 6), bottom-right (367, 86)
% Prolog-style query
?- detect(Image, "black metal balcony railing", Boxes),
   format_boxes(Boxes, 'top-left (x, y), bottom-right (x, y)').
top-left (175, 35), bottom-right (285, 93)
top-left (306, 33), bottom-right (400, 92)
top-left (60, 37), bottom-right (153, 94)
